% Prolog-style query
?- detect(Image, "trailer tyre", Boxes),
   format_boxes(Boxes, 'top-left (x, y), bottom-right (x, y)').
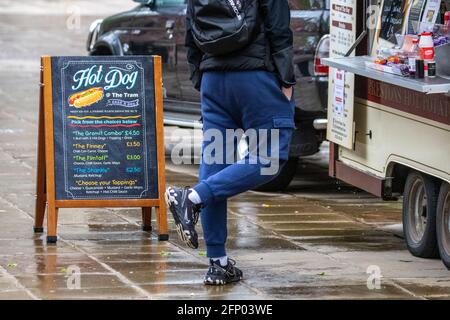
top-left (437, 182), bottom-right (450, 269)
top-left (403, 172), bottom-right (439, 258)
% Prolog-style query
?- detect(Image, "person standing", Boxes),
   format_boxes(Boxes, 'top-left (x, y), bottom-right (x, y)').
top-left (166, 0), bottom-right (296, 285)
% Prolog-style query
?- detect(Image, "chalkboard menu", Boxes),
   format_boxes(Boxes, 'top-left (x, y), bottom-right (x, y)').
top-left (35, 55), bottom-right (168, 243)
top-left (50, 57), bottom-right (158, 200)
top-left (380, 0), bottom-right (407, 44)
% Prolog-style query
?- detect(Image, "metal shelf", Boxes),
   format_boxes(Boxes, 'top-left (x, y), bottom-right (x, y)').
top-left (323, 56), bottom-right (450, 94)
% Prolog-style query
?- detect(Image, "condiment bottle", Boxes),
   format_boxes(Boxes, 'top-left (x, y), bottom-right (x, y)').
top-left (419, 32), bottom-right (435, 77)
top-left (408, 38), bottom-right (420, 78)
top-left (419, 32), bottom-right (435, 61)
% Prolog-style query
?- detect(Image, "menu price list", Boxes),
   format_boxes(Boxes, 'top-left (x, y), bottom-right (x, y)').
top-left (51, 57), bottom-right (158, 200)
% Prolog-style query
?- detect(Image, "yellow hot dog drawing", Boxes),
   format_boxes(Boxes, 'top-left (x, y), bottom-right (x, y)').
top-left (69, 87), bottom-right (104, 108)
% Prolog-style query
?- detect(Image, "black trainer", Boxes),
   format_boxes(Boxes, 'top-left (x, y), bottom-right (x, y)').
top-left (166, 186), bottom-right (201, 249)
top-left (204, 259), bottom-right (243, 286)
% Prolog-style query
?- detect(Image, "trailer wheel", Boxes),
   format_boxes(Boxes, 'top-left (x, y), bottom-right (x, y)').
top-left (403, 171), bottom-right (439, 258)
top-left (437, 182), bottom-right (450, 269)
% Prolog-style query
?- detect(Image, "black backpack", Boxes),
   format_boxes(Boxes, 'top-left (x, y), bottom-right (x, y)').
top-left (190, 0), bottom-right (259, 55)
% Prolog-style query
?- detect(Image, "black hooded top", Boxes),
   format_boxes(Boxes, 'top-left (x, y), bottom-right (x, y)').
top-left (186, 0), bottom-right (296, 90)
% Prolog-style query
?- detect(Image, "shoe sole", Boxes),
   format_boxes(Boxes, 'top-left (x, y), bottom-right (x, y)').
top-left (165, 188), bottom-right (198, 249)
top-left (204, 276), bottom-right (243, 286)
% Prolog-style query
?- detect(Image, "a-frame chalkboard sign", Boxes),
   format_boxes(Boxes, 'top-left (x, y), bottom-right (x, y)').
top-left (34, 55), bottom-right (168, 243)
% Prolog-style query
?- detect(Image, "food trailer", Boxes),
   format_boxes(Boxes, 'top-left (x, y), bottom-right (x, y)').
top-left (323, 0), bottom-right (450, 268)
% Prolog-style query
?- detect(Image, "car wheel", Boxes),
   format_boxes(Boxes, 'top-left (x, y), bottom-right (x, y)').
top-left (91, 46), bottom-right (112, 56)
top-left (402, 171), bottom-right (440, 258)
top-left (253, 158), bottom-right (298, 192)
top-left (437, 182), bottom-right (450, 269)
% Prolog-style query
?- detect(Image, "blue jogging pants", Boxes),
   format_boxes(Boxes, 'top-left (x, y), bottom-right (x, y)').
top-left (193, 70), bottom-right (296, 258)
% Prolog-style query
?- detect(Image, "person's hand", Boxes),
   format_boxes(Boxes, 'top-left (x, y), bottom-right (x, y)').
top-left (282, 86), bottom-right (293, 101)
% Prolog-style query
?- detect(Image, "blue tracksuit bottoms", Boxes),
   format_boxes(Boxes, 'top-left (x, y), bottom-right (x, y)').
top-left (193, 70), bottom-right (296, 258)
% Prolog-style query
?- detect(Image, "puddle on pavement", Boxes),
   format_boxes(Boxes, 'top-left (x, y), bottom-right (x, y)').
top-left (0, 291), bottom-right (34, 300)
top-left (69, 241), bottom-right (172, 255)
top-left (15, 274), bottom-right (124, 290)
top-left (231, 204), bottom-right (334, 216)
top-left (59, 231), bottom-right (153, 241)
top-left (93, 252), bottom-right (194, 263)
top-left (279, 228), bottom-right (377, 238)
top-left (168, 230), bottom-right (303, 253)
top-left (117, 269), bottom-right (207, 285)
top-left (57, 208), bottom-right (127, 225)
top-left (140, 282), bottom-right (255, 299)
top-left (251, 213), bottom-right (353, 222)
top-left (106, 261), bottom-right (206, 274)
top-left (296, 240), bottom-right (406, 253)
top-left (267, 283), bottom-right (414, 299)
top-left (394, 280), bottom-right (450, 297)
top-left (0, 253), bottom-right (109, 275)
top-left (29, 286), bottom-right (145, 300)
top-left (267, 222), bottom-right (362, 231)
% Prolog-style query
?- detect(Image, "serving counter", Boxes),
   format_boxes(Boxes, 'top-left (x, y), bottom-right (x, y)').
top-left (323, 56), bottom-right (450, 94)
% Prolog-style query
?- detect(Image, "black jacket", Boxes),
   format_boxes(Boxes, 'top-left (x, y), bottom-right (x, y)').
top-left (186, 0), bottom-right (296, 90)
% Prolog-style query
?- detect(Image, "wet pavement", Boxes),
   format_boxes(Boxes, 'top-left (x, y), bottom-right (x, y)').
top-left (0, 0), bottom-right (449, 300)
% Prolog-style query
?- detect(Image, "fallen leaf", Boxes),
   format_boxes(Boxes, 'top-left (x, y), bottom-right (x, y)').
top-left (317, 272), bottom-right (326, 276)
top-left (6, 263), bottom-right (17, 268)
top-left (160, 251), bottom-right (171, 257)
top-left (198, 251), bottom-right (207, 257)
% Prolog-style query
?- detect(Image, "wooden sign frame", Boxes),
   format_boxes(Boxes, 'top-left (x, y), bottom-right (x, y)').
top-left (34, 56), bottom-right (168, 243)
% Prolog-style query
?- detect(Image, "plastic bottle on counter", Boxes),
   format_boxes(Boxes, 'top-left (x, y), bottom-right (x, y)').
top-left (419, 32), bottom-right (435, 77)
top-left (408, 38), bottom-right (420, 78)
top-left (419, 32), bottom-right (435, 59)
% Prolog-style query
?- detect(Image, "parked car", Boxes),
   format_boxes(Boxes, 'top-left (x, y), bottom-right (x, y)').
top-left (87, 0), bottom-right (331, 191)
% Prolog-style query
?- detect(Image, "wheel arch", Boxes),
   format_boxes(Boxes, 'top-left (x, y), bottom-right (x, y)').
top-left (385, 159), bottom-right (449, 196)
top-left (90, 31), bottom-right (124, 56)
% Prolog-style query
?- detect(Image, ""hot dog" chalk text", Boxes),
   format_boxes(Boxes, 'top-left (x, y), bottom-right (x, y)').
top-left (72, 64), bottom-right (138, 91)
